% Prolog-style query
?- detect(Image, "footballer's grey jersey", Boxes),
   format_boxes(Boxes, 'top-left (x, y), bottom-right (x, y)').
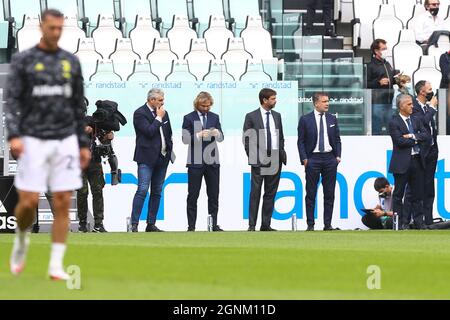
top-left (4, 45), bottom-right (89, 148)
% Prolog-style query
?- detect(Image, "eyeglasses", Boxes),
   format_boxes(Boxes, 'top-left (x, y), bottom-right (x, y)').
top-left (429, 3), bottom-right (440, 6)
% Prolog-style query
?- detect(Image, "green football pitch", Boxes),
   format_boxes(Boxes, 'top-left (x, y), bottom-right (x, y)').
top-left (1, 231), bottom-right (450, 299)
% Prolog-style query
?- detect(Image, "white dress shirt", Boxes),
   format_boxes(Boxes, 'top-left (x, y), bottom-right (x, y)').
top-left (414, 11), bottom-right (446, 43)
top-left (313, 110), bottom-right (332, 153)
top-left (399, 113), bottom-right (419, 155)
top-left (260, 106), bottom-right (279, 150)
top-left (147, 103), bottom-right (167, 156)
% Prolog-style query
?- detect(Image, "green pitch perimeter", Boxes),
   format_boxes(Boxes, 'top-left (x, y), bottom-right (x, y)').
top-left (1, 231), bottom-right (450, 299)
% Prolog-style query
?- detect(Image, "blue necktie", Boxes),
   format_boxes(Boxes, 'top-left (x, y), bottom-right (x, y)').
top-left (406, 118), bottom-right (420, 154)
top-left (266, 111), bottom-right (272, 153)
top-left (319, 113), bottom-right (325, 152)
top-left (201, 113), bottom-right (207, 129)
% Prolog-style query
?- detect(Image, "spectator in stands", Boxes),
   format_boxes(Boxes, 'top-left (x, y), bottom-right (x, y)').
top-left (414, 0), bottom-right (446, 45)
top-left (367, 39), bottom-right (399, 135)
top-left (392, 74), bottom-right (413, 109)
top-left (439, 50), bottom-right (450, 88)
top-left (361, 177), bottom-right (394, 230)
top-left (304, 0), bottom-right (337, 37)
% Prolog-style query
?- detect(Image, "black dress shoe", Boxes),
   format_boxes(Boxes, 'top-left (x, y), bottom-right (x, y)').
top-left (145, 224), bottom-right (164, 232)
top-left (248, 226), bottom-right (255, 231)
top-left (260, 226), bottom-right (277, 231)
top-left (187, 227), bottom-right (195, 232)
top-left (131, 224), bottom-right (138, 232)
top-left (400, 224), bottom-right (410, 230)
top-left (306, 225), bottom-right (314, 231)
top-left (212, 225), bottom-right (224, 231)
top-left (323, 225), bottom-right (340, 231)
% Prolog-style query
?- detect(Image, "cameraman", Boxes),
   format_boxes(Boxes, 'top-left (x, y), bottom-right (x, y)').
top-left (76, 124), bottom-right (113, 233)
top-left (361, 177), bottom-right (395, 229)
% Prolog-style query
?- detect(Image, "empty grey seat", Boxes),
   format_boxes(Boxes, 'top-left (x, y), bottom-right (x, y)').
top-left (203, 15), bottom-right (234, 59)
top-left (203, 59), bottom-right (235, 81)
top-left (147, 38), bottom-right (179, 81)
top-left (127, 59), bottom-right (159, 81)
top-left (167, 15), bottom-right (198, 60)
top-left (90, 59), bottom-right (122, 81)
top-left (92, 14), bottom-right (124, 60)
top-left (109, 38), bottom-right (141, 80)
top-left (165, 59), bottom-right (197, 81)
top-left (185, 38), bottom-right (215, 80)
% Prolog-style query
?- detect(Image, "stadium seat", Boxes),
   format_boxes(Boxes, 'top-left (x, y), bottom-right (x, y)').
top-left (339, 0), bottom-right (354, 23)
top-left (92, 14), bottom-right (124, 61)
top-left (221, 37), bottom-right (252, 81)
top-left (7, 0), bottom-right (43, 35)
top-left (167, 15), bottom-right (198, 60)
top-left (239, 59), bottom-right (271, 81)
top-left (74, 38), bottom-right (103, 80)
top-left (373, 5), bottom-right (404, 53)
top-left (109, 38), bottom-right (140, 81)
top-left (129, 16), bottom-right (160, 60)
top-left (44, 0), bottom-right (79, 16)
top-left (16, 15), bottom-right (41, 52)
top-left (165, 59), bottom-right (197, 81)
top-left (440, 0), bottom-right (450, 19)
top-left (392, 30), bottom-right (423, 78)
top-left (80, 0), bottom-right (117, 36)
top-left (59, 15), bottom-right (86, 53)
top-left (428, 34), bottom-right (450, 70)
top-left (203, 15), bottom-right (234, 59)
top-left (240, 16), bottom-right (273, 60)
top-left (406, 4), bottom-right (426, 30)
top-left (202, 59), bottom-right (235, 81)
top-left (389, 0), bottom-right (417, 26)
top-left (0, 0), bottom-right (9, 48)
top-left (127, 59), bottom-right (159, 81)
top-left (89, 59), bottom-right (122, 81)
top-left (412, 55), bottom-right (442, 89)
top-left (352, 0), bottom-right (383, 49)
top-left (228, 0), bottom-right (260, 35)
top-left (153, 0), bottom-right (189, 36)
top-left (184, 38), bottom-right (215, 80)
top-left (147, 38), bottom-right (179, 81)
top-left (119, 0), bottom-right (153, 36)
top-left (192, 0), bottom-right (225, 36)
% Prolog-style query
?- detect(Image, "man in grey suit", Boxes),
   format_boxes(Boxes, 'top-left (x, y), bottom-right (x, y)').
top-left (243, 88), bottom-right (287, 231)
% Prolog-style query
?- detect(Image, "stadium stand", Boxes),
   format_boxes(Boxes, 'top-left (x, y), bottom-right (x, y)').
top-left (406, 3), bottom-right (426, 30)
top-left (184, 38), bottom-right (215, 80)
top-left (16, 15), bottom-right (41, 52)
top-left (119, 0), bottom-right (153, 36)
top-left (109, 38), bottom-right (140, 80)
top-left (59, 15), bottom-right (86, 53)
top-left (192, 0), bottom-right (226, 36)
top-left (165, 59), bottom-right (197, 81)
top-left (228, 0), bottom-right (259, 35)
top-left (203, 15), bottom-right (234, 59)
top-left (147, 38), bottom-right (179, 81)
top-left (7, 0), bottom-right (43, 36)
top-left (389, 0), bottom-right (417, 26)
top-left (221, 37), bottom-right (252, 81)
top-left (352, 0), bottom-right (383, 49)
top-left (91, 14), bottom-right (123, 60)
top-left (89, 58), bottom-right (122, 81)
top-left (127, 59), bottom-right (159, 81)
top-left (74, 38), bottom-right (103, 80)
top-left (392, 29), bottom-right (423, 78)
top-left (79, 0), bottom-right (117, 36)
top-left (373, 4), bottom-right (403, 54)
top-left (129, 15), bottom-right (161, 59)
top-left (202, 59), bottom-right (235, 81)
top-left (153, 0), bottom-right (189, 36)
top-left (412, 55), bottom-right (442, 89)
top-left (167, 15), bottom-right (198, 60)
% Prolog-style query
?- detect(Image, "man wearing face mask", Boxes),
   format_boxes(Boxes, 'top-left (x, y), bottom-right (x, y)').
top-left (414, 0), bottom-right (445, 45)
top-left (367, 39), bottom-right (399, 135)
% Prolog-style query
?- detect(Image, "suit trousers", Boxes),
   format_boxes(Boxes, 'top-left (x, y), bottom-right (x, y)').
top-left (305, 152), bottom-right (338, 227)
top-left (248, 165), bottom-right (282, 228)
top-left (186, 165), bottom-right (220, 229)
top-left (392, 156), bottom-right (425, 228)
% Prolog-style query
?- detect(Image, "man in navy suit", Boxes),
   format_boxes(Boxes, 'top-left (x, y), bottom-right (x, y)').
top-left (297, 92), bottom-right (342, 231)
top-left (130, 89), bottom-right (174, 232)
top-left (243, 88), bottom-right (287, 231)
top-left (182, 92), bottom-right (224, 231)
top-left (388, 94), bottom-right (431, 230)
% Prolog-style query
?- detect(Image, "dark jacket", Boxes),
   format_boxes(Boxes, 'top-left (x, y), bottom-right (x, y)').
top-left (367, 56), bottom-right (396, 104)
top-left (388, 114), bottom-right (431, 174)
top-left (133, 104), bottom-right (173, 167)
top-left (439, 52), bottom-right (450, 89)
top-left (412, 98), bottom-right (438, 151)
top-left (297, 111), bottom-right (342, 163)
top-left (243, 108), bottom-right (287, 167)
top-left (182, 110), bottom-right (224, 168)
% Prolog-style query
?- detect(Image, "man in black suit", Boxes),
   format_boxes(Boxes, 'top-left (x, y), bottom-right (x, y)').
top-left (130, 89), bottom-right (174, 232)
top-left (411, 80), bottom-right (439, 225)
top-left (388, 94), bottom-right (431, 230)
top-left (297, 92), bottom-right (342, 231)
top-left (182, 92), bottom-right (224, 232)
top-left (243, 88), bottom-right (287, 231)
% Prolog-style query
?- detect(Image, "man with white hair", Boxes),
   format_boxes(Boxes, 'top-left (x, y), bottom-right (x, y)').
top-left (130, 89), bottom-right (174, 232)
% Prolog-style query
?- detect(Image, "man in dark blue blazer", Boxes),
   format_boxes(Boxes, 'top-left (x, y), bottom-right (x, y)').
top-left (388, 94), bottom-right (431, 230)
top-left (130, 89), bottom-right (174, 232)
top-left (297, 92), bottom-right (342, 231)
top-left (182, 92), bottom-right (224, 231)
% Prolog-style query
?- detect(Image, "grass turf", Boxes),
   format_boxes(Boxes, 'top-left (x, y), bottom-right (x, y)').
top-left (1, 231), bottom-right (450, 299)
